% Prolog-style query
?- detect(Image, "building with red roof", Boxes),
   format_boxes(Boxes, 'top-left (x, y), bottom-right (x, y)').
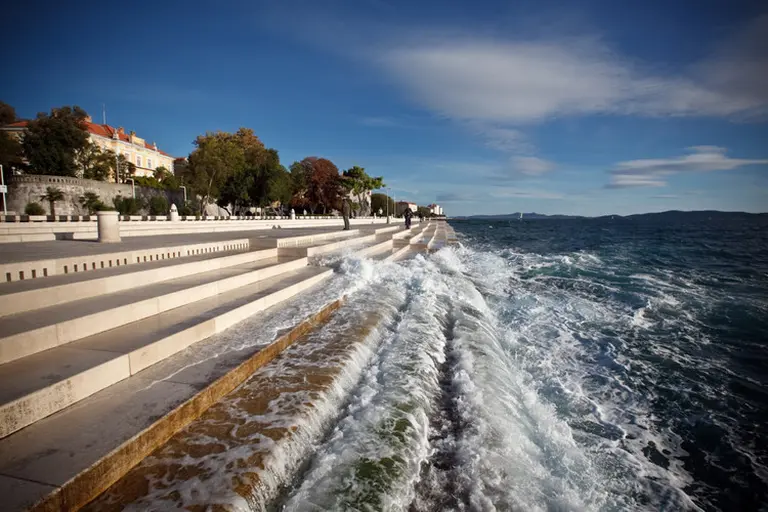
top-left (2, 116), bottom-right (175, 179)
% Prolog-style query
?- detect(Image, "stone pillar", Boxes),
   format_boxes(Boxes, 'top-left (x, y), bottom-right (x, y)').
top-left (169, 203), bottom-right (179, 222)
top-left (290, 209), bottom-right (296, 220)
top-left (97, 211), bottom-right (121, 243)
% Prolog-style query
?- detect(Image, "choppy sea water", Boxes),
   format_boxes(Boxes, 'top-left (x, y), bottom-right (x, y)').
top-left (283, 215), bottom-right (768, 512)
top-left (102, 214), bottom-right (768, 511)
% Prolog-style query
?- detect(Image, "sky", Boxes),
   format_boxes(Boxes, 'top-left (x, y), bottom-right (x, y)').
top-left (2, 0), bottom-right (767, 216)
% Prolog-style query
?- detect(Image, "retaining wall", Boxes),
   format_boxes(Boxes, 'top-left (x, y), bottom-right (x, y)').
top-left (7, 175), bottom-right (183, 216)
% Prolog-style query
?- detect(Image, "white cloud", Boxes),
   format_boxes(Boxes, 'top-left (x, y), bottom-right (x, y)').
top-left (378, 17), bottom-right (768, 124)
top-left (510, 156), bottom-right (555, 176)
top-left (490, 187), bottom-right (564, 199)
top-left (607, 146), bottom-right (768, 188)
top-left (469, 125), bottom-right (531, 152)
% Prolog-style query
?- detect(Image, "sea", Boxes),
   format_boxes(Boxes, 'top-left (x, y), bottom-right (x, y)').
top-left (107, 213), bottom-right (768, 512)
top-left (281, 213), bottom-right (768, 512)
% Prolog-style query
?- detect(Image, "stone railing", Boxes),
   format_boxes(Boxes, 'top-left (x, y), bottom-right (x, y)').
top-left (1, 214), bottom-right (383, 223)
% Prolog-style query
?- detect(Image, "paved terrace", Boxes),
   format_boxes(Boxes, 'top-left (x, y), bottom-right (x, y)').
top-left (0, 225), bottom-right (376, 263)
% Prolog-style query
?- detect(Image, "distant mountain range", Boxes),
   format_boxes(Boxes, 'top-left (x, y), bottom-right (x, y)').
top-left (453, 210), bottom-right (767, 221)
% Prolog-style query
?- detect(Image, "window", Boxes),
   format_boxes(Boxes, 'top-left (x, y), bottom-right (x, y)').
top-left (136, 155), bottom-right (142, 167)
top-left (147, 158), bottom-right (152, 169)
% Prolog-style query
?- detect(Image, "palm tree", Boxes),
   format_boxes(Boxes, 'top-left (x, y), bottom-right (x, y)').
top-left (40, 186), bottom-right (65, 216)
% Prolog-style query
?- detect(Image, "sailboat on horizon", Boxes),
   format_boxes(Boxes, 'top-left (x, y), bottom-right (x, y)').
top-left (519, 212), bottom-right (523, 221)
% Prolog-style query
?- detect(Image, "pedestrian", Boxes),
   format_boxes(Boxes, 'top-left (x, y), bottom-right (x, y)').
top-left (404, 207), bottom-right (413, 229)
top-left (342, 198), bottom-right (351, 230)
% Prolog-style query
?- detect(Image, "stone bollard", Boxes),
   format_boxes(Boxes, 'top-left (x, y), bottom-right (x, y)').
top-left (169, 203), bottom-right (179, 222)
top-left (97, 211), bottom-right (121, 243)
top-left (290, 209), bottom-right (296, 220)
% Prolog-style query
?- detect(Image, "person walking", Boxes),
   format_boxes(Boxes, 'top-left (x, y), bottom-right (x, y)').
top-left (342, 198), bottom-right (351, 230)
top-left (404, 207), bottom-right (413, 229)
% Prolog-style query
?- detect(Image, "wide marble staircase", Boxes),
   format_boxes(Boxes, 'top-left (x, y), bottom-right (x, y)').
top-left (0, 221), bottom-right (466, 510)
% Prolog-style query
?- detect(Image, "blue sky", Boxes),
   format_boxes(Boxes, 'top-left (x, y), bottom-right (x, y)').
top-left (3, 0), bottom-right (767, 216)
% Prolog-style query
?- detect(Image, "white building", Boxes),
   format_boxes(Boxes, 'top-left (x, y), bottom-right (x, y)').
top-left (428, 203), bottom-right (444, 216)
top-left (4, 116), bottom-right (175, 179)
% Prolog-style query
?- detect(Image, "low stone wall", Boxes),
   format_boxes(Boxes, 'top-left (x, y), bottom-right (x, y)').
top-left (7, 175), bottom-right (184, 216)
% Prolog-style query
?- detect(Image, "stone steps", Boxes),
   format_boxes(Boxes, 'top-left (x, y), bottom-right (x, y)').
top-left (0, 237), bottom-right (252, 283)
top-left (0, 256), bottom-right (309, 365)
top-left (0, 265), bottom-right (331, 439)
top-left (0, 246), bottom-right (276, 317)
top-left (0, 221), bottom-right (442, 510)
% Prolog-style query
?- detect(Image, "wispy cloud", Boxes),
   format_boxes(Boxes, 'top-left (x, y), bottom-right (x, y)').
top-left (378, 17), bottom-right (768, 124)
top-left (359, 116), bottom-right (400, 127)
top-left (490, 187), bottom-right (564, 199)
top-left (436, 191), bottom-right (477, 202)
top-left (510, 156), bottom-right (555, 176)
top-left (607, 146), bottom-right (768, 188)
top-left (652, 194), bottom-right (680, 199)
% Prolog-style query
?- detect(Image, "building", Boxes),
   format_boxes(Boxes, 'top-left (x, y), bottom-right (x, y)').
top-left (2, 116), bottom-right (175, 179)
top-left (428, 203), bottom-right (444, 216)
top-left (396, 201), bottom-right (418, 215)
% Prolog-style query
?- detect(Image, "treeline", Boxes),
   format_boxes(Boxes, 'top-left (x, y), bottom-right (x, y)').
top-left (0, 101), bottom-right (388, 216)
top-left (178, 128), bottom-right (384, 216)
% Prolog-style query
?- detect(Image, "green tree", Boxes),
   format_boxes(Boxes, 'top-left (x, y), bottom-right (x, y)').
top-left (289, 159), bottom-right (312, 209)
top-left (217, 170), bottom-right (253, 215)
top-left (0, 101), bottom-right (16, 125)
top-left (24, 202), bottom-right (45, 215)
top-left (114, 153), bottom-right (136, 182)
top-left (113, 195), bottom-right (145, 215)
top-left (341, 166), bottom-right (384, 216)
top-left (40, 186), bottom-right (65, 216)
top-left (370, 193), bottom-right (395, 216)
top-left (153, 166), bottom-right (169, 181)
top-left (78, 192), bottom-right (107, 214)
top-left (148, 195), bottom-right (169, 215)
top-left (0, 102), bottom-right (27, 185)
top-left (417, 206), bottom-right (431, 218)
top-left (22, 106), bottom-right (89, 176)
top-left (162, 173), bottom-right (181, 190)
top-left (75, 142), bottom-right (112, 181)
top-left (187, 131), bottom-right (247, 214)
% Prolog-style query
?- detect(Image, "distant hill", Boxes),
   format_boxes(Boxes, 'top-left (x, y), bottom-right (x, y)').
top-left (456, 212), bottom-right (584, 220)
top-left (454, 210), bottom-right (766, 221)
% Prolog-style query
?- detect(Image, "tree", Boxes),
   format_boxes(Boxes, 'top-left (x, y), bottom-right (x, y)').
top-left (113, 195), bottom-right (145, 215)
top-left (302, 157), bottom-right (342, 214)
top-left (153, 166), bottom-right (169, 181)
top-left (75, 142), bottom-right (112, 181)
top-left (79, 192), bottom-right (107, 214)
top-left (115, 153), bottom-right (136, 182)
top-left (25, 202), bottom-right (45, 215)
top-left (371, 193), bottom-right (395, 216)
top-left (341, 166), bottom-right (384, 216)
top-left (217, 170), bottom-right (253, 215)
top-left (417, 206), bottom-right (431, 218)
top-left (40, 186), bottom-right (65, 216)
top-left (0, 101), bottom-right (16, 126)
top-left (148, 196), bottom-right (169, 215)
top-left (289, 159), bottom-right (312, 209)
top-left (22, 106), bottom-right (89, 176)
top-left (162, 174), bottom-right (181, 190)
top-left (187, 131), bottom-right (246, 214)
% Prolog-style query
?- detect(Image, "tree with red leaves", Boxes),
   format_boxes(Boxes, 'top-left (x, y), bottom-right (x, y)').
top-left (292, 157), bottom-right (342, 214)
